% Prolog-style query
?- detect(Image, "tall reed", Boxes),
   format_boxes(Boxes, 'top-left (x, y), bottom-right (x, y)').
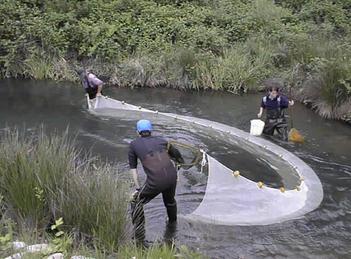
top-left (0, 128), bottom-right (129, 252)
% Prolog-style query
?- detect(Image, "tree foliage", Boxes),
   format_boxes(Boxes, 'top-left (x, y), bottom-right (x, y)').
top-left (0, 0), bottom-right (350, 118)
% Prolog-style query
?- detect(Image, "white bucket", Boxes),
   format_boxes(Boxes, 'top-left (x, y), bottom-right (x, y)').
top-left (250, 119), bottom-right (265, 136)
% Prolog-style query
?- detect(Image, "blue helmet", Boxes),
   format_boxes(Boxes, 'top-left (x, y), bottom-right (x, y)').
top-left (136, 119), bottom-right (153, 133)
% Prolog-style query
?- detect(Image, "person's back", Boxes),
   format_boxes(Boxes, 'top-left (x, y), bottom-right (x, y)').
top-left (78, 69), bottom-right (103, 99)
top-left (128, 119), bottom-right (183, 246)
top-left (129, 135), bottom-right (178, 189)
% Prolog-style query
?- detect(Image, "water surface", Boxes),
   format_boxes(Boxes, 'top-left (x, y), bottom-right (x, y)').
top-left (0, 79), bottom-right (350, 258)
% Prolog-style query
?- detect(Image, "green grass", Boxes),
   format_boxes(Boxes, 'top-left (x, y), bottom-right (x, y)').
top-left (0, 128), bottom-right (205, 258)
top-left (285, 34), bottom-right (351, 119)
top-left (0, 128), bottom-right (129, 252)
top-left (117, 243), bottom-right (205, 258)
top-left (0, 0), bottom-right (350, 120)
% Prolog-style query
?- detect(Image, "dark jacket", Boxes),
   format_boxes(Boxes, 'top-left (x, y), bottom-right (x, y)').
top-left (128, 135), bottom-right (183, 189)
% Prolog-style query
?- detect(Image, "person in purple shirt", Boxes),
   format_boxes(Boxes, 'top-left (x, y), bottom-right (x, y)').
top-left (78, 69), bottom-right (103, 99)
top-left (257, 86), bottom-right (294, 141)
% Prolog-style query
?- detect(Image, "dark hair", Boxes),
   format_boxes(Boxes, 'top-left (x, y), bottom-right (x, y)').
top-left (75, 68), bottom-right (87, 76)
top-left (268, 86), bottom-right (280, 92)
top-left (139, 131), bottom-right (151, 137)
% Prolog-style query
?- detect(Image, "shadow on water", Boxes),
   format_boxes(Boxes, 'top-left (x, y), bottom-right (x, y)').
top-left (0, 79), bottom-right (350, 258)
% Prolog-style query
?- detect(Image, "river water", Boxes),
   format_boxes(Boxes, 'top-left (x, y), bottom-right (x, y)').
top-left (0, 79), bottom-right (350, 258)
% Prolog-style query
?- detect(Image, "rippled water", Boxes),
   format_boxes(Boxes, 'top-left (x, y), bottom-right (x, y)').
top-left (0, 79), bottom-right (350, 258)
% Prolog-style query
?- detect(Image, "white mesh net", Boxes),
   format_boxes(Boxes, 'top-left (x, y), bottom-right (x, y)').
top-left (190, 154), bottom-right (308, 225)
top-left (90, 96), bottom-right (323, 226)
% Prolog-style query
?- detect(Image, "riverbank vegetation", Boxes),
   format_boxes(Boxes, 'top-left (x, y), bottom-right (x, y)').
top-left (0, 0), bottom-right (350, 120)
top-left (0, 129), bottom-right (203, 258)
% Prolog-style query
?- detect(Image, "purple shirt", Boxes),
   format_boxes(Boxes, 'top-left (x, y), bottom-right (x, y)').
top-left (87, 73), bottom-right (103, 88)
top-left (261, 95), bottom-right (289, 110)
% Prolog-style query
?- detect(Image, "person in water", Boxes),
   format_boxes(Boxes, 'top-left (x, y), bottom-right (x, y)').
top-left (257, 86), bottom-right (294, 141)
top-left (128, 119), bottom-right (184, 246)
top-left (78, 69), bottom-right (103, 99)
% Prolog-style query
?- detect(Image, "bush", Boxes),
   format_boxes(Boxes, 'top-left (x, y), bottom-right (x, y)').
top-left (0, 0), bottom-right (350, 119)
top-left (298, 56), bottom-right (351, 119)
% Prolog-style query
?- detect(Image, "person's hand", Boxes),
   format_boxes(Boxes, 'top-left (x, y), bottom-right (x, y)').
top-left (289, 100), bottom-right (294, 106)
top-left (257, 112), bottom-right (262, 118)
top-left (131, 188), bottom-right (140, 201)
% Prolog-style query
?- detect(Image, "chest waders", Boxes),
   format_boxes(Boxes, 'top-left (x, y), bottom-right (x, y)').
top-left (130, 149), bottom-right (177, 245)
top-left (263, 96), bottom-right (288, 141)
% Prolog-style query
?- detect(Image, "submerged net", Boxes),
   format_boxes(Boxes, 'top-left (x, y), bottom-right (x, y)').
top-left (167, 141), bottom-right (202, 170)
top-left (190, 154), bottom-right (308, 225)
top-left (90, 96), bottom-right (323, 226)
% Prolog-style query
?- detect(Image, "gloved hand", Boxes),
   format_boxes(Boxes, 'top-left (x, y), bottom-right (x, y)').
top-left (130, 189), bottom-right (141, 214)
top-left (130, 188), bottom-right (140, 202)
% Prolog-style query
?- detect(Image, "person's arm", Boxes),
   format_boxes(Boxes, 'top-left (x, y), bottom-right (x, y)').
top-left (280, 96), bottom-right (291, 109)
top-left (168, 143), bottom-right (184, 165)
top-left (257, 107), bottom-right (264, 118)
top-left (258, 98), bottom-right (265, 118)
top-left (128, 145), bottom-right (140, 189)
top-left (97, 84), bottom-right (103, 95)
top-left (130, 169), bottom-right (140, 190)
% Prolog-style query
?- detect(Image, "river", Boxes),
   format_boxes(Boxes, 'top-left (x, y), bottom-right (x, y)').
top-left (0, 79), bottom-right (350, 258)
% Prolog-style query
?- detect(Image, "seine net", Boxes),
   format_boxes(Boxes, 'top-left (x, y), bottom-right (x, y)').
top-left (90, 96), bottom-right (323, 226)
top-left (167, 141), bottom-right (202, 170)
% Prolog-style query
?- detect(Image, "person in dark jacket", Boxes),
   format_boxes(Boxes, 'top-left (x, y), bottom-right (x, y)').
top-left (128, 119), bottom-right (184, 245)
top-left (78, 69), bottom-right (103, 99)
top-left (257, 86), bottom-right (294, 141)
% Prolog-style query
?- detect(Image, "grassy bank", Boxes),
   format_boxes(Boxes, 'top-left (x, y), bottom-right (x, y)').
top-left (0, 128), bottom-right (204, 258)
top-left (0, 0), bottom-right (350, 120)
top-left (0, 128), bottom-right (129, 252)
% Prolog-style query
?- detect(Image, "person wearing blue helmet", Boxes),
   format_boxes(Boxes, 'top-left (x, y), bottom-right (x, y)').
top-left (128, 119), bottom-right (184, 246)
